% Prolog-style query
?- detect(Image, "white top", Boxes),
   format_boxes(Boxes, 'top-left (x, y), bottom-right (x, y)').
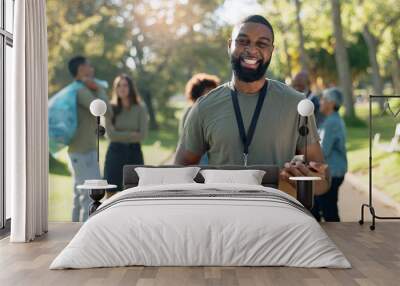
top-left (77, 184), bottom-right (117, 189)
top-left (77, 179), bottom-right (117, 189)
top-left (289, 176), bottom-right (321, 181)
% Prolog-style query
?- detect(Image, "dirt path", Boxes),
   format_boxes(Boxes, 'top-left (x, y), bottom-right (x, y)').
top-left (339, 173), bottom-right (400, 222)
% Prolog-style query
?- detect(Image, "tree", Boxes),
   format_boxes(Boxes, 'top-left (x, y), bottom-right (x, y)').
top-left (391, 28), bottom-right (400, 95)
top-left (294, 0), bottom-right (309, 72)
top-left (47, 0), bottom-right (228, 130)
top-left (330, 0), bottom-right (355, 118)
top-left (117, 0), bottom-right (226, 129)
top-left (47, 0), bottom-right (130, 95)
top-left (362, 25), bottom-right (385, 105)
top-left (351, 0), bottom-right (400, 107)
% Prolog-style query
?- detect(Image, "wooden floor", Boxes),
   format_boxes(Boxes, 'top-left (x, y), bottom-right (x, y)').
top-left (0, 222), bottom-right (399, 286)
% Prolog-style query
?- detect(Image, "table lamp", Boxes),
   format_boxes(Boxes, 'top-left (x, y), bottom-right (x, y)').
top-left (297, 98), bottom-right (314, 163)
top-left (82, 99), bottom-right (109, 215)
top-left (89, 99), bottom-right (107, 162)
top-left (290, 99), bottom-right (321, 210)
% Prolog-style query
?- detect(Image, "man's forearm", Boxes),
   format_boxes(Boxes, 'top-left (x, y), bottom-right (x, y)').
top-left (314, 166), bottom-right (331, 195)
top-left (174, 147), bottom-right (201, 165)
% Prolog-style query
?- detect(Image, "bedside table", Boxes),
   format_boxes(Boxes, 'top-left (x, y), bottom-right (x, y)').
top-left (77, 183), bottom-right (117, 215)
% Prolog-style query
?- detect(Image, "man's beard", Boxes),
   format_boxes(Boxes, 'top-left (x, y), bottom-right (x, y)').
top-left (230, 55), bottom-right (271, 83)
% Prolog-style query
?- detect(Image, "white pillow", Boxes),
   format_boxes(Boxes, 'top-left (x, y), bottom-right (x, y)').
top-left (135, 167), bottom-right (201, 186)
top-left (200, 169), bottom-right (266, 185)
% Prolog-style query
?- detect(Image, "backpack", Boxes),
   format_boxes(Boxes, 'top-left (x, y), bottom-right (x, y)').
top-left (48, 79), bottom-right (109, 154)
top-left (48, 81), bottom-right (84, 154)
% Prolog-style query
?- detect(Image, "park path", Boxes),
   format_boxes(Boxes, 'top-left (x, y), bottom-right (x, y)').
top-left (339, 173), bottom-right (400, 222)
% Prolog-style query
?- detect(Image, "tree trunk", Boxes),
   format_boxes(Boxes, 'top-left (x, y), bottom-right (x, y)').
top-left (392, 29), bottom-right (400, 95)
top-left (294, 0), bottom-right (308, 72)
top-left (362, 25), bottom-right (385, 109)
top-left (141, 89), bottom-right (158, 130)
top-left (283, 34), bottom-right (293, 79)
top-left (330, 0), bottom-right (355, 118)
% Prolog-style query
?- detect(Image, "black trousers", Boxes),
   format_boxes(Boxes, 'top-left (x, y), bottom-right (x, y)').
top-left (311, 176), bottom-right (344, 222)
top-left (104, 142), bottom-right (144, 192)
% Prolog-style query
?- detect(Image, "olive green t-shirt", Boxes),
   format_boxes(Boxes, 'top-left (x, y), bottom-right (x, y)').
top-left (105, 104), bottom-right (149, 143)
top-left (178, 79), bottom-right (320, 168)
top-left (178, 106), bottom-right (192, 137)
top-left (68, 86), bottom-right (110, 154)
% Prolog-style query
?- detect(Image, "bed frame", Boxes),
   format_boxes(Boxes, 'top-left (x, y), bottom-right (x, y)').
top-left (88, 165), bottom-right (314, 215)
top-left (86, 165), bottom-right (314, 215)
top-left (123, 165), bottom-right (280, 190)
top-left (121, 165), bottom-right (315, 211)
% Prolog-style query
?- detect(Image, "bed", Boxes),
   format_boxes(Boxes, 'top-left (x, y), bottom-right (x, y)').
top-left (50, 165), bottom-right (351, 269)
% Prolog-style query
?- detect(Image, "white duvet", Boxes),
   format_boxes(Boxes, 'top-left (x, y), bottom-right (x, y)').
top-left (50, 183), bottom-right (351, 269)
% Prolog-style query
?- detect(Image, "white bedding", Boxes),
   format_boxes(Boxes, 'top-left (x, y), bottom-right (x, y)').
top-left (50, 183), bottom-right (351, 269)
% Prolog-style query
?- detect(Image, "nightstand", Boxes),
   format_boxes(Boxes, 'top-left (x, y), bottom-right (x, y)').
top-left (77, 181), bottom-right (117, 215)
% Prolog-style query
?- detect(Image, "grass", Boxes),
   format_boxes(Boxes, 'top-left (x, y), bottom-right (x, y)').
top-left (346, 101), bottom-right (400, 203)
top-left (49, 117), bottom-right (179, 221)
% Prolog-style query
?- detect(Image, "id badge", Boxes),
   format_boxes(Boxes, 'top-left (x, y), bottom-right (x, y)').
top-left (243, 153), bottom-right (248, 167)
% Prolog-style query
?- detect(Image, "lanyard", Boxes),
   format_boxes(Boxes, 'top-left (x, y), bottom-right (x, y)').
top-left (230, 81), bottom-right (268, 166)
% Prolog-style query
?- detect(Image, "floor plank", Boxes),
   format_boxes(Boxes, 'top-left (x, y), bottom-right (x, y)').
top-left (0, 222), bottom-right (399, 286)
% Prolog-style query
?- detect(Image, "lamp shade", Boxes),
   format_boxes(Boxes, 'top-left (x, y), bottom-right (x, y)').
top-left (297, 99), bottom-right (314, 117)
top-left (90, 99), bottom-right (107, 116)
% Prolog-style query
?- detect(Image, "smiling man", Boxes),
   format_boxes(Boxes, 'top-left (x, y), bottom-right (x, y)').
top-left (175, 15), bottom-right (329, 195)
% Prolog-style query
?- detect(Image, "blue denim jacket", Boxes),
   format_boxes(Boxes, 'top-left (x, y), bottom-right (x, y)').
top-left (318, 112), bottom-right (347, 177)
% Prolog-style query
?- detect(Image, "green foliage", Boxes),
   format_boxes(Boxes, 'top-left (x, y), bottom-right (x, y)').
top-left (308, 46), bottom-right (336, 83)
top-left (343, 114), bottom-right (367, 128)
top-left (259, 0), bottom-right (397, 91)
top-left (49, 153), bottom-right (70, 176)
top-left (47, 0), bottom-right (228, 126)
top-left (348, 33), bottom-right (370, 77)
top-left (48, 0), bottom-right (398, 117)
top-left (47, 0), bottom-right (127, 96)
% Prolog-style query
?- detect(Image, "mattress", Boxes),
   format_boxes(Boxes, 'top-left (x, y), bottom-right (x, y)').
top-left (50, 183), bottom-right (351, 269)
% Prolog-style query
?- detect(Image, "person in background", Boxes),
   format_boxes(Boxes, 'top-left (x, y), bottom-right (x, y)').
top-left (179, 73), bottom-right (220, 165)
top-left (311, 87), bottom-right (347, 222)
top-left (291, 71), bottom-right (324, 127)
top-left (179, 73), bottom-right (220, 136)
top-left (104, 74), bottom-right (149, 198)
top-left (67, 55), bottom-right (110, 222)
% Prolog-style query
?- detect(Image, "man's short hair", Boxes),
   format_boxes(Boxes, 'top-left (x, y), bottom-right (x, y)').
top-left (240, 15), bottom-right (274, 43)
top-left (185, 73), bottom-right (220, 102)
top-left (68, 55), bottom-right (87, 77)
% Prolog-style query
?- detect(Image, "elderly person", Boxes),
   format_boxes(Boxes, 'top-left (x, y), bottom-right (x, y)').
top-left (311, 88), bottom-right (347, 222)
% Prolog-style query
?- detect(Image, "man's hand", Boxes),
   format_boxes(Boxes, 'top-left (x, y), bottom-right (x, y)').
top-left (280, 161), bottom-right (330, 195)
top-left (82, 77), bottom-right (98, 91)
